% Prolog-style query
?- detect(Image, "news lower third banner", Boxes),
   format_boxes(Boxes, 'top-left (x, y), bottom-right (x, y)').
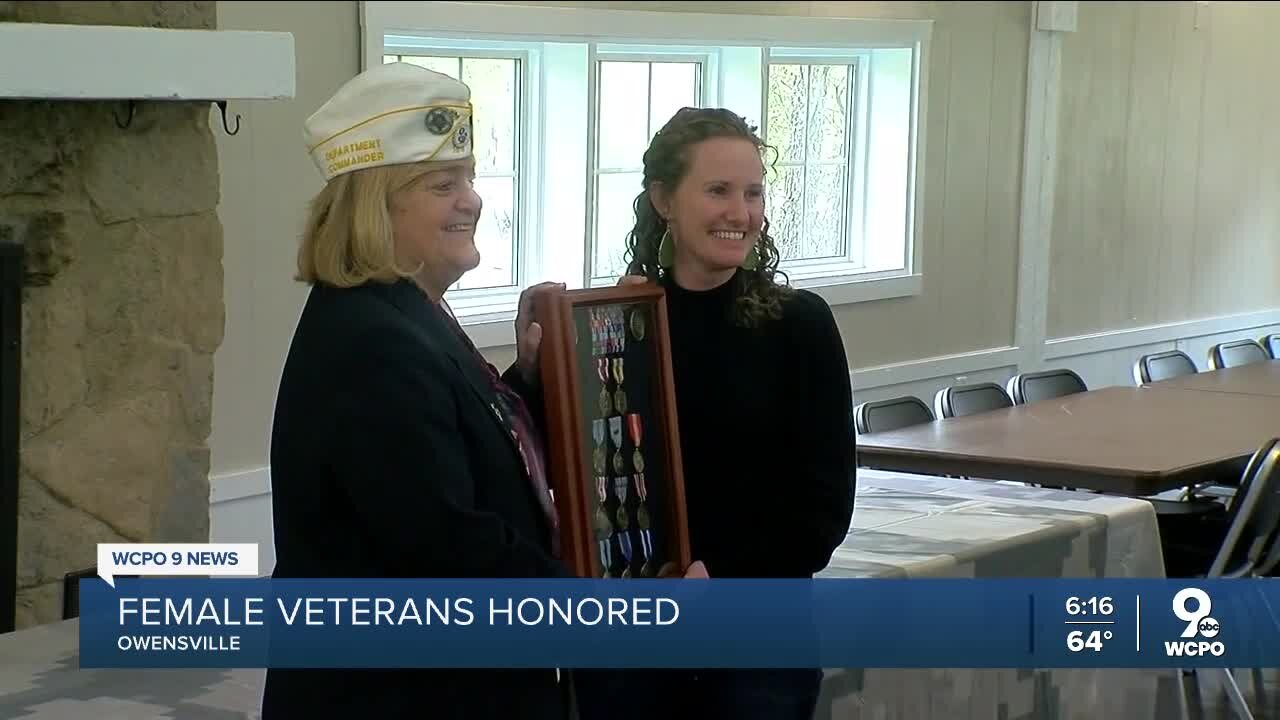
top-left (79, 544), bottom-right (1280, 669)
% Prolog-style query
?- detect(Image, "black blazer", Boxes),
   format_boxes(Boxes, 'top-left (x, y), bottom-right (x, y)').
top-left (261, 278), bottom-right (570, 720)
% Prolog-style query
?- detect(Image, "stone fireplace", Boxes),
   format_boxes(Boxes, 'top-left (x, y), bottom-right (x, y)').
top-left (0, 1), bottom-right (225, 630)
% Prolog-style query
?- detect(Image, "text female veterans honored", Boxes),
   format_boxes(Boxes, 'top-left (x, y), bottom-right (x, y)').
top-left (117, 595), bottom-right (681, 628)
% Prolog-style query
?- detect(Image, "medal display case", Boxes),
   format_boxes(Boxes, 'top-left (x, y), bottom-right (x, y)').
top-left (535, 283), bottom-right (692, 579)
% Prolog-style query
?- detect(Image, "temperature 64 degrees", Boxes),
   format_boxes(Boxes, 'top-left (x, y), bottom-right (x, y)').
top-left (1068, 629), bottom-right (1112, 652)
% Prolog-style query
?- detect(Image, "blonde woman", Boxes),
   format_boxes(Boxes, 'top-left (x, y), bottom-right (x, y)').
top-left (263, 62), bottom-right (569, 719)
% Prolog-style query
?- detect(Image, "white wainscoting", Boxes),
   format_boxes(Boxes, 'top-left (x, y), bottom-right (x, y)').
top-left (209, 466), bottom-right (275, 575)
top-left (849, 309), bottom-right (1280, 410)
top-left (210, 308), bottom-right (1280, 571)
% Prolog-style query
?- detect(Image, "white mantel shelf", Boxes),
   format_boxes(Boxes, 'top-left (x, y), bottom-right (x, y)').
top-left (0, 22), bottom-right (295, 101)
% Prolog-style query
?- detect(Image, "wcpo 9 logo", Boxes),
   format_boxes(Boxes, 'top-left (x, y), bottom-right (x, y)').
top-left (1165, 588), bottom-right (1225, 657)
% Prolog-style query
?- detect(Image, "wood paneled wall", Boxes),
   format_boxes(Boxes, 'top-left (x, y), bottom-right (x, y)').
top-left (1050, 1), bottom-right (1280, 339)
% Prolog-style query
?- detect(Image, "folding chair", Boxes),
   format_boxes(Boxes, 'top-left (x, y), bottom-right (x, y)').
top-left (1208, 340), bottom-right (1269, 370)
top-left (854, 396), bottom-right (933, 434)
top-left (1178, 438), bottom-right (1280, 720)
top-left (933, 382), bottom-right (1012, 419)
top-left (1133, 350), bottom-right (1198, 385)
top-left (1006, 368), bottom-right (1087, 405)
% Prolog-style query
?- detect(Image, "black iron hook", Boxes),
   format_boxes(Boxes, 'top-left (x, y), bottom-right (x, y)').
top-left (113, 100), bottom-right (136, 129)
top-left (215, 101), bottom-right (241, 136)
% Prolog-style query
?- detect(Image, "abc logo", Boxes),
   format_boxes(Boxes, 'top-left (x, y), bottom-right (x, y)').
top-left (1198, 618), bottom-right (1220, 639)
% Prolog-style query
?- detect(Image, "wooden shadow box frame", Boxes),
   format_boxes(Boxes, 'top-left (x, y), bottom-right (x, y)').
top-left (535, 282), bottom-right (692, 579)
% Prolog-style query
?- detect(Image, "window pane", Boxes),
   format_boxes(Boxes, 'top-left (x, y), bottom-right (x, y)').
top-left (866, 48), bottom-right (914, 272)
top-left (766, 165), bottom-right (805, 261)
top-left (458, 175), bottom-right (516, 290)
top-left (766, 61), bottom-right (856, 263)
top-left (463, 58), bottom-right (518, 173)
top-left (649, 63), bottom-right (699, 137)
top-left (804, 164), bottom-right (846, 258)
top-left (598, 62), bottom-right (651, 169)
top-left (807, 65), bottom-right (849, 162)
top-left (401, 55), bottom-right (460, 78)
top-left (766, 64), bottom-right (807, 163)
top-left (594, 171), bottom-right (643, 278)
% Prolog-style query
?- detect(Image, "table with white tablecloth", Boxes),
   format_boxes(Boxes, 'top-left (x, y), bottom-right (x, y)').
top-left (815, 469), bottom-right (1178, 720)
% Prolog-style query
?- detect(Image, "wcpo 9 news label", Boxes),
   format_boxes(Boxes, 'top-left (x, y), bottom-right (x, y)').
top-left (79, 543), bottom-right (1280, 669)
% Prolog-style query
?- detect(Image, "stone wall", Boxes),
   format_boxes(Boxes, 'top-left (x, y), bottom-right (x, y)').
top-left (0, 1), bottom-right (223, 628)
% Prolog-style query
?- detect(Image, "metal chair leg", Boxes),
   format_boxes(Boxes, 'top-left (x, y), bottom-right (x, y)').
top-left (1222, 668), bottom-right (1255, 720)
top-left (1175, 667), bottom-right (1191, 720)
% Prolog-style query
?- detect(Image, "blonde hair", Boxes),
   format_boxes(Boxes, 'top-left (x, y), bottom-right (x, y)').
top-left (296, 162), bottom-right (435, 287)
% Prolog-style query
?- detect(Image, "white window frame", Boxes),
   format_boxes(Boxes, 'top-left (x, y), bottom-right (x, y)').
top-left (381, 46), bottom-right (527, 304)
top-left (762, 49), bottom-right (865, 279)
top-left (586, 45), bottom-right (715, 287)
top-left (382, 35), bottom-right (542, 323)
top-left (361, 1), bottom-right (932, 347)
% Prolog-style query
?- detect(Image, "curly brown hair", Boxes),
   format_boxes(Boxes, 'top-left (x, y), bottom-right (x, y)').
top-left (623, 107), bottom-right (791, 327)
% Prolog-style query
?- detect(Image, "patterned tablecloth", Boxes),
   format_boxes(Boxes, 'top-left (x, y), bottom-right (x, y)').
top-left (824, 470), bottom-right (1165, 580)
top-left (815, 469), bottom-right (1178, 720)
top-left (0, 470), bottom-right (1175, 719)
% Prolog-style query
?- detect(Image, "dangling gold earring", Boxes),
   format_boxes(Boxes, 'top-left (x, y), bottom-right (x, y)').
top-left (658, 227), bottom-right (674, 268)
top-left (741, 242), bottom-right (760, 270)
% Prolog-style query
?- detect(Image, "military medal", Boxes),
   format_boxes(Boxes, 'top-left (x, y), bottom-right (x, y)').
top-left (619, 534), bottom-right (634, 579)
top-left (605, 306), bottom-right (617, 354)
top-left (616, 307), bottom-right (627, 353)
top-left (605, 307), bottom-right (615, 354)
top-left (594, 477), bottom-right (613, 577)
top-left (613, 477), bottom-right (633, 578)
top-left (596, 477), bottom-right (612, 531)
top-left (608, 416), bottom-right (623, 449)
top-left (589, 308), bottom-right (599, 356)
top-left (600, 306), bottom-right (611, 354)
top-left (629, 306), bottom-right (645, 340)
top-left (598, 307), bottom-right (608, 355)
top-left (609, 416), bottom-right (624, 474)
top-left (612, 358), bottom-right (627, 414)
top-left (606, 303), bottom-right (616, 351)
top-left (635, 473), bottom-right (654, 577)
top-left (597, 358), bottom-right (611, 416)
top-left (626, 413), bottom-right (644, 473)
top-left (592, 419), bottom-right (606, 474)
top-left (613, 476), bottom-right (630, 529)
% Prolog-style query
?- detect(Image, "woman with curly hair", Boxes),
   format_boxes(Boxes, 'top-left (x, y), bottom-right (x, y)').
top-left (592, 107), bottom-right (857, 718)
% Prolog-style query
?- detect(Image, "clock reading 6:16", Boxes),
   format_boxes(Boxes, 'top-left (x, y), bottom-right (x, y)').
top-left (1065, 596), bottom-right (1113, 615)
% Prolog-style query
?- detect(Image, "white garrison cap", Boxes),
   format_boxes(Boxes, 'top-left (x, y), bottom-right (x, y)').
top-left (303, 62), bottom-right (474, 182)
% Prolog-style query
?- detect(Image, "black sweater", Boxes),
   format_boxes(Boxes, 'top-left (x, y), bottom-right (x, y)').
top-left (661, 270), bottom-right (857, 578)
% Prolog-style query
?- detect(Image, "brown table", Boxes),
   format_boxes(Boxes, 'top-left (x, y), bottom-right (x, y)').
top-left (1148, 360), bottom-right (1280, 397)
top-left (855, 385), bottom-right (1280, 495)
